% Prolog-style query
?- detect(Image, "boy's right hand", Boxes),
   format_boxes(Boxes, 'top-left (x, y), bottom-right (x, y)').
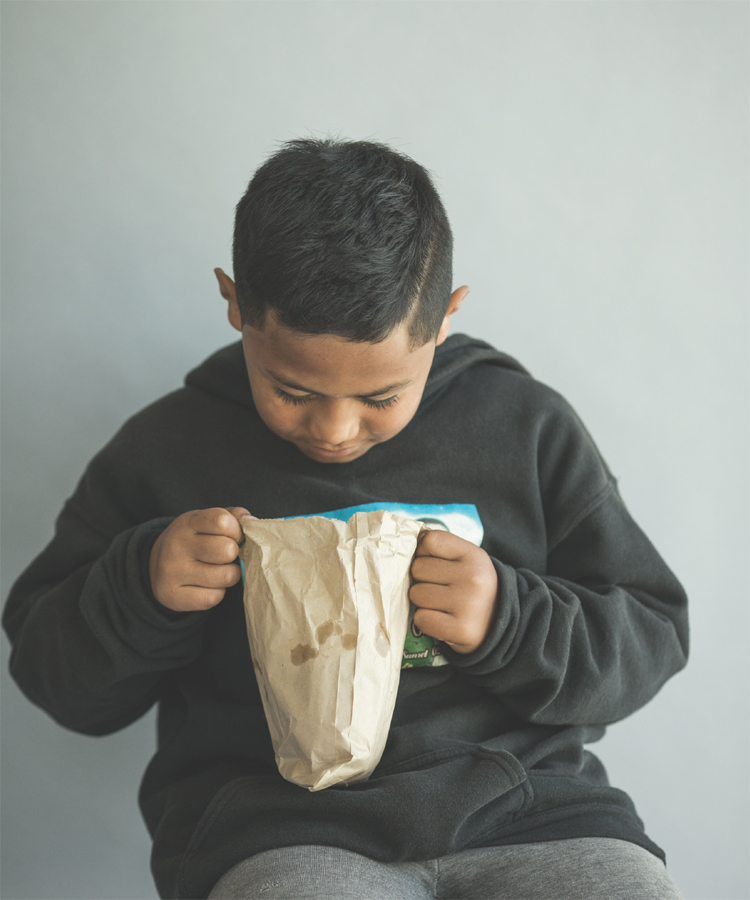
top-left (149, 507), bottom-right (252, 612)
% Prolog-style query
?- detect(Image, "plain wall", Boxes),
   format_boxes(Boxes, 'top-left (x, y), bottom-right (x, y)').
top-left (1, 3), bottom-right (747, 898)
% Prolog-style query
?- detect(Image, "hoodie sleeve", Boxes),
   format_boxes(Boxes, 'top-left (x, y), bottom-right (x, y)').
top-left (443, 392), bottom-right (689, 727)
top-left (2, 444), bottom-right (212, 736)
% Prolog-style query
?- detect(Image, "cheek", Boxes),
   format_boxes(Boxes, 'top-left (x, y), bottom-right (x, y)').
top-left (254, 394), bottom-right (301, 437)
top-left (367, 401), bottom-right (419, 439)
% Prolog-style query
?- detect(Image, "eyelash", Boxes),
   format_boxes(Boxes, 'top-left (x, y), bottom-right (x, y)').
top-left (274, 388), bottom-right (313, 406)
top-left (364, 395), bottom-right (399, 410)
top-left (274, 388), bottom-right (399, 410)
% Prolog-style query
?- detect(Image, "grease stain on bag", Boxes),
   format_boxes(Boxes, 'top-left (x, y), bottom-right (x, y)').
top-left (290, 644), bottom-right (318, 666)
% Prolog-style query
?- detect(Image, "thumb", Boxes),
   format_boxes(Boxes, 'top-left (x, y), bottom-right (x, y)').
top-left (225, 507), bottom-right (255, 545)
top-left (226, 506), bottom-right (254, 521)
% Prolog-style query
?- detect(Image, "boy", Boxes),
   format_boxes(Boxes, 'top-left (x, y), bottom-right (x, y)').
top-left (4, 139), bottom-right (688, 899)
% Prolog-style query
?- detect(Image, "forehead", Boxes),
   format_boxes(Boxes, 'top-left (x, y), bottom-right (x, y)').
top-left (242, 317), bottom-right (434, 396)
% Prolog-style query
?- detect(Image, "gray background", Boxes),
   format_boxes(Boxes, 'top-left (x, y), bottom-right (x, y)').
top-left (1, 2), bottom-right (747, 899)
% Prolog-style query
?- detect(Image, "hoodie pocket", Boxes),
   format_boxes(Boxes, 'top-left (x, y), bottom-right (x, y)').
top-left (175, 746), bottom-right (532, 899)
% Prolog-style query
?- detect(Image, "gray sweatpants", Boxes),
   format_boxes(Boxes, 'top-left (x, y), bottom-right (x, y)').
top-left (208, 838), bottom-right (685, 899)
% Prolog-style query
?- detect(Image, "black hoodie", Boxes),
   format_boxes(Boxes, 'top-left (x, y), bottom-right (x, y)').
top-left (3, 335), bottom-right (689, 899)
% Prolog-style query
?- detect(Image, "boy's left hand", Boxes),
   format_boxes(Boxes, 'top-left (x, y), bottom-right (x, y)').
top-left (409, 530), bottom-right (499, 655)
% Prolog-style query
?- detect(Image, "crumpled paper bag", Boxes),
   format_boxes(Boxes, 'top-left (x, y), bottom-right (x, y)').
top-left (239, 510), bottom-right (425, 791)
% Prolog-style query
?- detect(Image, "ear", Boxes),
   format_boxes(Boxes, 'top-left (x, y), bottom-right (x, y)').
top-left (435, 285), bottom-right (470, 346)
top-left (214, 267), bottom-right (242, 333)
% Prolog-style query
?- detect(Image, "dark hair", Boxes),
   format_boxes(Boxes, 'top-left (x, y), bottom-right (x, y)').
top-left (232, 138), bottom-right (453, 345)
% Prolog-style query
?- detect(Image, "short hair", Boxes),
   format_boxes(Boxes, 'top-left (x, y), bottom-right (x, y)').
top-left (232, 138), bottom-right (453, 345)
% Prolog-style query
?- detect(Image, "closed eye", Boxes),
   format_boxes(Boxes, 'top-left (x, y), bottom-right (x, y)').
top-left (274, 387), bottom-right (399, 410)
top-left (274, 388), bottom-right (314, 406)
top-left (362, 395), bottom-right (399, 409)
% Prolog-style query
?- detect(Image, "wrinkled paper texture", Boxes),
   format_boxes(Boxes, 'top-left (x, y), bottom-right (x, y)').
top-left (240, 510), bottom-right (424, 791)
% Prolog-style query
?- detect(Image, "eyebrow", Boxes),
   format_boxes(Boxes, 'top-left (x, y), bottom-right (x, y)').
top-left (266, 369), bottom-right (413, 399)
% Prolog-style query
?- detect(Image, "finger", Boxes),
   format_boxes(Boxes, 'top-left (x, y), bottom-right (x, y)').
top-left (180, 560), bottom-right (242, 591)
top-left (190, 534), bottom-right (242, 566)
top-left (414, 529), bottom-right (468, 560)
top-left (226, 506), bottom-right (254, 522)
top-left (168, 585), bottom-right (228, 612)
top-left (409, 581), bottom-right (456, 613)
top-left (412, 606), bottom-right (455, 644)
top-left (411, 555), bottom-right (454, 586)
top-left (225, 507), bottom-right (255, 545)
top-left (189, 508), bottom-right (244, 542)
top-left (412, 606), bottom-right (477, 654)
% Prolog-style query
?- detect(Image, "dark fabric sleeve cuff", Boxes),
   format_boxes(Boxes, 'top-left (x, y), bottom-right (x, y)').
top-left (80, 518), bottom-right (214, 670)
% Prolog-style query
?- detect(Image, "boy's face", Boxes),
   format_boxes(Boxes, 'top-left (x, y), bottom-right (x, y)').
top-left (216, 270), bottom-right (467, 464)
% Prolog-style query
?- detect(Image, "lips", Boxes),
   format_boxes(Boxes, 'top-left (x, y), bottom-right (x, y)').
top-left (307, 444), bottom-right (360, 458)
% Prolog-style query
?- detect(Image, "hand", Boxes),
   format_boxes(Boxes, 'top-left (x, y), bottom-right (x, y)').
top-left (409, 530), bottom-right (499, 654)
top-left (149, 507), bottom-right (252, 612)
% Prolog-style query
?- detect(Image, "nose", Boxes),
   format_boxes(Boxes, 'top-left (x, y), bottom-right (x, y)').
top-left (308, 400), bottom-right (360, 447)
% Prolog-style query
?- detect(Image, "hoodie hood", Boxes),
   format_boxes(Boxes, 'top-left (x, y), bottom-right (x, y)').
top-left (421, 334), bottom-right (529, 400)
top-left (185, 334), bottom-right (529, 409)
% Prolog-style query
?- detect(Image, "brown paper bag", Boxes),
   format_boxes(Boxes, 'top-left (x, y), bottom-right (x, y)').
top-left (239, 510), bottom-right (424, 791)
